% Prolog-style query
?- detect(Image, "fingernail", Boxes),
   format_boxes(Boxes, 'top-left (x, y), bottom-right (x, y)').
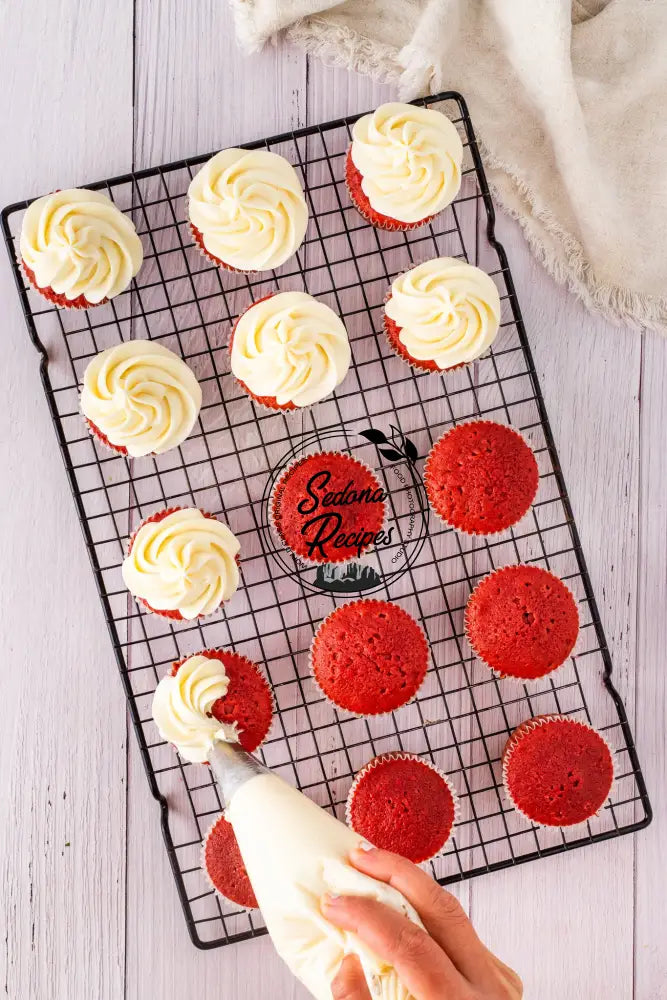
top-left (322, 892), bottom-right (340, 907)
top-left (358, 840), bottom-right (375, 852)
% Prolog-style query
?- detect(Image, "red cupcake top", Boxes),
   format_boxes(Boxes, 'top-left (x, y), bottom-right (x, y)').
top-left (503, 716), bottom-right (614, 826)
top-left (172, 649), bottom-right (273, 754)
top-left (271, 452), bottom-right (387, 565)
top-left (425, 421), bottom-right (539, 534)
top-left (465, 565), bottom-right (579, 679)
top-left (203, 814), bottom-right (258, 908)
top-left (347, 753), bottom-right (457, 863)
top-left (311, 599), bottom-right (428, 715)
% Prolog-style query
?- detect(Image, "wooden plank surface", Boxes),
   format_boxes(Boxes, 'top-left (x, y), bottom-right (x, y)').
top-left (1, 4), bottom-right (664, 999)
top-left (0, 4), bottom-right (133, 1000)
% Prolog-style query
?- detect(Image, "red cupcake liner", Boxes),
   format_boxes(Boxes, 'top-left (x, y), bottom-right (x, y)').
top-left (502, 714), bottom-right (615, 828)
top-left (423, 420), bottom-right (539, 537)
top-left (270, 451), bottom-right (387, 567)
top-left (228, 293), bottom-right (297, 413)
top-left (171, 648), bottom-right (274, 755)
top-left (344, 148), bottom-right (435, 232)
top-left (345, 751), bottom-right (459, 863)
top-left (309, 599), bottom-right (429, 717)
top-left (126, 507), bottom-right (239, 621)
top-left (21, 259), bottom-right (107, 310)
top-left (201, 813), bottom-right (258, 910)
top-left (464, 564), bottom-right (580, 683)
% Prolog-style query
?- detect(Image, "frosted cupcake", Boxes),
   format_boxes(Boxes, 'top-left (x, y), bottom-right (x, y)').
top-left (187, 148), bottom-right (308, 273)
top-left (19, 188), bottom-right (143, 308)
top-left (229, 292), bottom-right (351, 410)
top-left (384, 258), bottom-right (501, 372)
top-left (153, 649), bottom-right (273, 757)
top-left (80, 340), bottom-right (202, 457)
top-left (346, 102), bottom-right (463, 231)
top-left (122, 507), bottom-right (240, 620)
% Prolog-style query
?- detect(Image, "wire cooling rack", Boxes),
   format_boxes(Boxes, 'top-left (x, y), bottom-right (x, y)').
top-left (3, 92), bottom-right (651, 950)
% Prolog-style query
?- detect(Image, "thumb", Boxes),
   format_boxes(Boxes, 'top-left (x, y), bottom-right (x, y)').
top-left (331, 954), bottom-right (372, 1000)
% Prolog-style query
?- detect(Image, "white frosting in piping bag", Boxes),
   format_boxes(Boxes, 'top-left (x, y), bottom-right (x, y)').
top-left (20, 188), bottom-right (143, 302)
top-left (351, 103), bottom-right (463, 224)
top-left (231, 292), bottom-right (351, 407)
top-left (188, 148), bottom-right (308, 272)
top-left (122, 508), bottom-right (240, 618)
top-left (385, 257), bottom-right (501, 369)
top-left (152, 654), bottom-right (240, 763)
top-left (226, 773), bottom-right (422, 1000)
top-left (80, 340), bottom-right (201, 457)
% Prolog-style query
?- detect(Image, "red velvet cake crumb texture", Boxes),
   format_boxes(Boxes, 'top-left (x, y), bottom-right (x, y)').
top-left (272, 452), bottom-right (385, 564)
top-left (465, 565), bottom-right (579, 679)
top-left (228, 294), bottom-right (296, 411)
top-left (172, 649), bottom-right (273, 754)
top-left (203, 815), bottom-right (257, 908)
top-left (311, 600), bottom-right (428, 715)
top-left (345, 149), bottom-right (435, 232)
top-left (349, 755), bottom-right (456, 863)
top-left (425, 421), bottom-right (539, 534)
top-left (504, 717), bottom-right (614, 826)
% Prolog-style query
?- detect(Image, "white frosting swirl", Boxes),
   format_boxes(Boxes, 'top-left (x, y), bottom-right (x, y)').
top-left (152, 654), bottom-right (240, 764)
top-left (80, 340), bottom-right (202, 457)
top-left (20, 188), bottom-right (143, 303)
top-left (188, 149), bottom-right (308, 272)
top-left (385, 257), bottom-right (501, 368)
top-left (230, 292), bottom-right (351, 407)
top-left (122, 508), bottom-right (240, 619)
top-left (351, 103), bottom-right (463, 224)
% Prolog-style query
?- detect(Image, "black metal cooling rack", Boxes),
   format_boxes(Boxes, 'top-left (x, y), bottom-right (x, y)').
top-left (3, 92), bottom-right (651, 951)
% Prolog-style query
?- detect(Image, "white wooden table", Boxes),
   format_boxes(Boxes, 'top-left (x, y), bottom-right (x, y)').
top-left (1, 5), bottom-right (665, 999)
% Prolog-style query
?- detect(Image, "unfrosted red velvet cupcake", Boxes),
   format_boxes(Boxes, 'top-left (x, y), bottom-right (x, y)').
top-left (122, 507), bottom-right (241, 621)
top-left (503, 715), bottom-right (614, 826)
top-left (424, 421), bottom-right (539, 535)
top-left (202, 814), bottom-right (258, 908)
top-left (271, 452), bottom-right (387, 565)
top-left (346, 753), bottom-right (457, 862)
top-left (465, 565), bottom-right (579, 680)
top-left (310, 600), bottom-right (429, 715)
top-left (172, 649), bottom-right (273, 754)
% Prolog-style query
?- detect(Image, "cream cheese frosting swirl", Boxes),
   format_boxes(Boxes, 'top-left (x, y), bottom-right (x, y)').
top-left (122, 508), bottom-right (240, 619)
top-left (231, 292), bottom-right (351, 407)
top-left (152, 654), bottom-right (239, 763)
top-left (351, 103), bottom-right (463, 224)
top-left (188, 149), bottom-right (308, 272)
top-left (20, 188), bottom-right (143, 303)
top-left (80, 340), bottom-right (202, 457)
top-left (385, 257), bottom-right (501, 369)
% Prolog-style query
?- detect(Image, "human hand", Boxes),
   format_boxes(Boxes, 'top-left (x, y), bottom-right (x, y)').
top-left (323, 846), bottom-right (522, 1000)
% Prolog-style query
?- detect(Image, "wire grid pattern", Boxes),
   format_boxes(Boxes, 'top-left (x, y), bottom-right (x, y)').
top-left (2, 93), bottom-right (651, 951)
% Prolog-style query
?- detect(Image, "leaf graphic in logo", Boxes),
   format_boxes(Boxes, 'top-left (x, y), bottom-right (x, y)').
top-left (379, 447), bottom-right (404, 462)
top-left (403, 437), bottom-right (419, 463)
top-left (359, 428), bottom-right (388, 445)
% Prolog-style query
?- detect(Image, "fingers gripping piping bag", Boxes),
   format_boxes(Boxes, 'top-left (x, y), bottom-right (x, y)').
top-left (209, 741), bottom-right (423, 1000)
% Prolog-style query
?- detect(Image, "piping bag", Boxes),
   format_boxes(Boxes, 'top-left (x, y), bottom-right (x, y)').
top-left (208, 739), bottom-right (423, 1000)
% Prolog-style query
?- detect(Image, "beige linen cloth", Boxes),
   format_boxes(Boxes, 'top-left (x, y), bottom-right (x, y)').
top-left (229, 0), bottom-right (667, 334)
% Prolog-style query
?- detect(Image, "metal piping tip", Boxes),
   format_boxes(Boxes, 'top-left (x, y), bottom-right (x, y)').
top-left (208, 740), bottom-right (271, 809)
